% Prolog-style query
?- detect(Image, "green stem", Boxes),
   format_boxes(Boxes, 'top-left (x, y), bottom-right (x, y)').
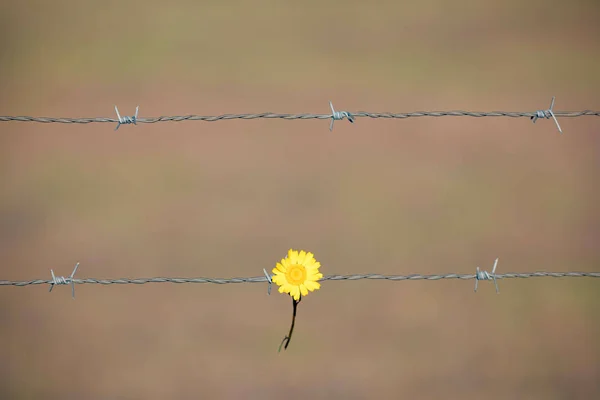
top-left (278, 295), bottom-right (301, 352)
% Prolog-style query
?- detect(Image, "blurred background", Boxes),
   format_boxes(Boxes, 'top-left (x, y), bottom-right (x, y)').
top-left (1, 0), bottom-right (599, 399)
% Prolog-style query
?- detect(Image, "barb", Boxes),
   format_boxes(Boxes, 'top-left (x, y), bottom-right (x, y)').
top-left (531, 97), bottom-right (562, 133)
top-left (474, 258), bottom-right (499, 293)
top-left (48, 262), bottom-right (80, 298)
top-left (329, 101), bottom-right (354, 131)
top-left (263, 268), bottom-right (272, 295)
top-left (114, 105), bottom-right (139, 131)
top-left (2, 271), bottom-right (598, 290)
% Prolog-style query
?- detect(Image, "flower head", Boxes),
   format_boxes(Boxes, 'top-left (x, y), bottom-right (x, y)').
top-left (272, 249), bottom-right (323, 300)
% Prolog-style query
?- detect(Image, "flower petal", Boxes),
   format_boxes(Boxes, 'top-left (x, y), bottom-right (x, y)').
top-left (306, 269), bottom-right (322, 279)
top-left (274, 263), bottom-right (286, 273)
top-left (304, 280), bottom-right (320, 291)
top-left (305, 252), bottom-right (315, 263)
top-left (298, 250), bottom-right (307, 265)
top-left (272, 275), bottom-right (284, 285)
top-left (300, 284), bottom-right (309, 297)
top-left (290, 286), bottom-right (300, 300)
top-left (288, 249), bottom-right (298, 264)
top-left (306, 265), bottom-right (320, 274)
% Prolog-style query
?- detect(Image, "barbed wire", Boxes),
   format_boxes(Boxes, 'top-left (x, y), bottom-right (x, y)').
top-left (1, 98), bottom-right (598, 133)
top-left (1, 260), bottom-right (598, 298)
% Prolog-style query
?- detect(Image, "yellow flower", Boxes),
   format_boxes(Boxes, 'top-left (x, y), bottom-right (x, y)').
top-left (272, 249), bottom-right (323, 300)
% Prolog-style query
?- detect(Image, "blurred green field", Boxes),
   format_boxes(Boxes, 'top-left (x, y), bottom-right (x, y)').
top-left (1, 1), bottom-right (599, 399)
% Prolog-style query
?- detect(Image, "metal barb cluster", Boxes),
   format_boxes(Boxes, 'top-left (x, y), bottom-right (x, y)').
top-left (263, 268), bottom-right (272, 295)
top-left (329, 101), bottom-right (354, 131)
top-left (531, 97), bottom-right (562, 133)
top-left (474, 258), bottom-right (499, 294)
top-left (49, 262), bottom-right (80, 298)
top-left (114, 105), bottom-right (139, 131)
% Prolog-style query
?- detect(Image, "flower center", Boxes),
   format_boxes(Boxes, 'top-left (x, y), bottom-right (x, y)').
top-left (286, 264), bottom-right (307, 285)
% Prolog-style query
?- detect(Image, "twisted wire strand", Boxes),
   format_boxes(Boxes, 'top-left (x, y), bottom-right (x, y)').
top-left (1, 271), bottom-right (598, 288)
top-left (1, 110), bottom-right (598, 124)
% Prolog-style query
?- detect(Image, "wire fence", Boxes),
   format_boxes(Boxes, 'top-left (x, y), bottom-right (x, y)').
top-left (1, 98), bottom-right (598, 132)
top-left (2, 98), bottom-right (599, 298)
top-left (1, 261), bottom-right (599, 298)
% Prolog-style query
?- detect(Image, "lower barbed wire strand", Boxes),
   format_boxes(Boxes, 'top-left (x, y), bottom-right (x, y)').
top-left (1, 271), bottom-right (599, 288)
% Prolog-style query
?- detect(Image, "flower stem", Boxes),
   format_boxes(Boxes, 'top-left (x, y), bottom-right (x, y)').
top-left (278, 296), bottom-right (301, 352)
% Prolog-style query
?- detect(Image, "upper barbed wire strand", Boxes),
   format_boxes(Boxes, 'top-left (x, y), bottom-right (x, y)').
top-left (1, 110), bottom-right (599, 124)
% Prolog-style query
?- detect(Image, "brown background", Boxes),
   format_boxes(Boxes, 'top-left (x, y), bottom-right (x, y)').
top-left (1, 0), bottom-right (599, 399)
